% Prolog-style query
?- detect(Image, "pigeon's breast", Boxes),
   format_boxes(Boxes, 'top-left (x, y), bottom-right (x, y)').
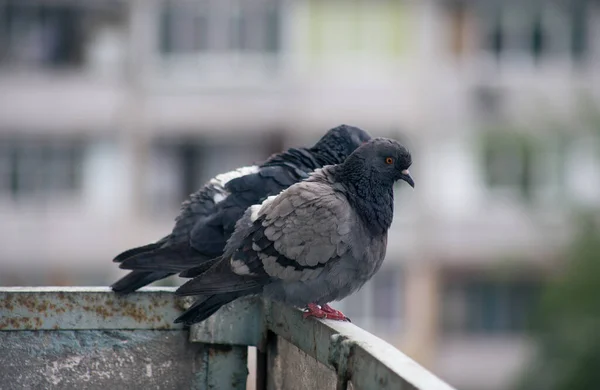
top-left (263, 232), bottom-right (388, 307)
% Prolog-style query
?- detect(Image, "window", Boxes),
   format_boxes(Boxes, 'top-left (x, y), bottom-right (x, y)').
top-left (0, 138), bottom-right (85, 201)
top-left (485, 11), bottom-right (504, 60)
top-left (442, 274), bottom-right (540, 335)
top-left (530, 11), bottom-right (545, 62)
top-left (477, 2), bottom-right (589, 64)
top-left (0, 1), bottom-right (124, 69)
top-left (159, 0), bottom-right (281, 56)
top-left (481, 132), bottom-right (535, 200)
top-left (336, 266), bottom-right (403, 334)
top-left (570, 0), bottom-right (588, 62)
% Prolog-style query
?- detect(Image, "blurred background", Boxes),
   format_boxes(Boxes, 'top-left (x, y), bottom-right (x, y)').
top-left (1, 0), bottom-right (600, 389)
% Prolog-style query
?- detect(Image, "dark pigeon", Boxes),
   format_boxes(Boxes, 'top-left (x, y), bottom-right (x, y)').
top-left (173, 137), bottom-right (414, 325)
top-left (112, 125), bottom-right (371, 294)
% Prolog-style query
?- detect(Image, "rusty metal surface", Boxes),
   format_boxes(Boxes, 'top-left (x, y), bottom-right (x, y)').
top-left (0, 287), bottom-right (186, 330)
top-left (1, 288), bottom-right (454, 390)
top-left (0, 288), bottom-right (250, 390)
top-left (0, 330), bottom-right (203, 390)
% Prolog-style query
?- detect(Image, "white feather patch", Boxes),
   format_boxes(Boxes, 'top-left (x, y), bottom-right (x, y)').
top-left (210, 165), bottom-right (259, 189)
top-left (213, 192), bottom-right (227, 204)
top-left (250, 195), bottom-right (277, 221)
top-left (207, 165), bottom-right (258, 205)
top-left (231, 259), bottom-right (251, 275)
top-left (249, 204), bottom-right (262, 222)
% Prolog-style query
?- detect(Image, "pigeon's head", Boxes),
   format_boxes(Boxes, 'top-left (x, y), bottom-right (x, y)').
top-left (343, 137), bottom-right (414, 188)
top-left (311, 124), bottom-right (372, 165)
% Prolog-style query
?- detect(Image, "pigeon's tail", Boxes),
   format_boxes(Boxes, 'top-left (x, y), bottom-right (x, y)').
top-left (113, 238), bottom-right (168, 263)
top-left (173, 258), bottom-right (266, 324)
top-left (118, 244), bottom-right (210, 273)
top-left (179, 257), bottom-right (220, 278)
top-left (110, 270), bottom-right (174, 295)
top-left (174, 290), bottom-right (260, 325)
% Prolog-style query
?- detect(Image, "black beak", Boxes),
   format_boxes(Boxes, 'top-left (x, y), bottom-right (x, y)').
top-left (400, 169), bottom-right (415, 188)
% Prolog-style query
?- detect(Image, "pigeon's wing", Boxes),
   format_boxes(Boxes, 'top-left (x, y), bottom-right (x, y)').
top-left (176, 177), bottom-right (354, 296)
top-left (225, 165), bottom-right (305, 197)
top-left (171, 166), bottom-right (259, 245)
top-left (188, 166), bottom-right (305, 256)
top-left (243, 179), bottom-right (354, 282)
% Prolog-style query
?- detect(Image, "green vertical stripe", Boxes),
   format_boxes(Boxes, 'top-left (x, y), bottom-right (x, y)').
top-left (308, 0), bottom-right (323, 58)
top-left (387, 1), bottom-right (411, 58)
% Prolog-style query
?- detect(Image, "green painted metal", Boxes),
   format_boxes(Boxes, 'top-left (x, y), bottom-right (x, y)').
top-left (0, 288), bottom-right (456, 390)
top-left (188, 296), bottom-right (263, 346)
top-left (263, 301), bottom-right (456, 390)
top-left (193, 344), bottom-right (249, 390)
top-left (0, 287), bottom-right (249, 390)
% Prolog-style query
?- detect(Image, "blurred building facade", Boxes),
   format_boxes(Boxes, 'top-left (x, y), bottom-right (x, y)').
top-left (1, 0), bottom-right (600, 389)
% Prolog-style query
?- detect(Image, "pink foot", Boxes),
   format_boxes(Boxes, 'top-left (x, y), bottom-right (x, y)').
top-left (303, 303), bottom-right (351, 322)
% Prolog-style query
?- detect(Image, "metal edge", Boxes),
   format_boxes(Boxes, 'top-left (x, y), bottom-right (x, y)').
top-left (264, 300), bottom-right (456, 390)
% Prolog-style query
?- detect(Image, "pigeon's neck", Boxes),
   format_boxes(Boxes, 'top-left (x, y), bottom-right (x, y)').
top-left (333, 165), bottom-right (394, 236)
top-left (260, 147), bottom-right (321, 172)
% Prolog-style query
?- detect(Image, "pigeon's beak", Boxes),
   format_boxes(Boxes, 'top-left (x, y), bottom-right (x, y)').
top-left (400, 169), bottom-right (415, 188)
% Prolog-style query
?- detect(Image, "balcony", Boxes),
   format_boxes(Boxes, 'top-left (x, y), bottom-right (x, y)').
top-left (0, 287), bottom-right (455, 390)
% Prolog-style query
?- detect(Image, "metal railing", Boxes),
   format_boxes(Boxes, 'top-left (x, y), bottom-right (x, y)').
top-left (0, 287), bottom-right (456, 390)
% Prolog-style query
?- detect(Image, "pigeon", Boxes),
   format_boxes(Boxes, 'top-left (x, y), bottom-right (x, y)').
top-left (111, 125), bottom-right (372, 294)
top-left (172, 137), bottom-right (414, 325)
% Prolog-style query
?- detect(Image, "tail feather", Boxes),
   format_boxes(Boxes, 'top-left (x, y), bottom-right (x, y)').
top-left (174, 290), bottom-right (258, 325)
top-left (179, 257), bottom-right (220, 278)
top-left (113, 237), bottom-right (169, 263)
top-left (175, 266), bottom-right (262, 296)
top-left (119, 245), bottom-right (209, 273)
top-left (110, 270), bottom-right (174, 295)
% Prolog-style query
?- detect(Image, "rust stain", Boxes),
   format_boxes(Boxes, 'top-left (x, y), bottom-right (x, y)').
top-left (156, 323), bottom-right (173, 330)
top-left (94, 305), bottom-right (113, 320)
top-left (16, 295), bottom-right (36, 311)
top-left (0, 295), bottom-right (15, 310)
top-left (36, 301), bottom-right (49, 313)
top-left (0, 316), bottom-right (34, 330)
top-left (208, 345), bottom-right (234, 357)
top-left (1, 291), bottom-right (184, 329)
top-left (1, 294), bottom-right (74, 318)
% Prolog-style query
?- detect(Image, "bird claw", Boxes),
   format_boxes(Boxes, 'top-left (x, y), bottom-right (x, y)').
top-left (303, 303), bottom-right (351, 322)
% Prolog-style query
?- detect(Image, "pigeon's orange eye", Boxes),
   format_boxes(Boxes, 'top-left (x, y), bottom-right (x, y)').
top-left (385, 157), bottom-right (394, 165)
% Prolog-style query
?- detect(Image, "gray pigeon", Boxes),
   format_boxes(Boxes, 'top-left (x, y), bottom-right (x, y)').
top-left (112, 125), bottom-right (371, 294)
top-left (174, 137), bottom-right (414, 325)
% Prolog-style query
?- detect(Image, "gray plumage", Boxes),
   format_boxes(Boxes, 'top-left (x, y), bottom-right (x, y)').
top-left (174, 138), bottom-right (414, 325)
top-left (111, 125), bottom-right (371, 294)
